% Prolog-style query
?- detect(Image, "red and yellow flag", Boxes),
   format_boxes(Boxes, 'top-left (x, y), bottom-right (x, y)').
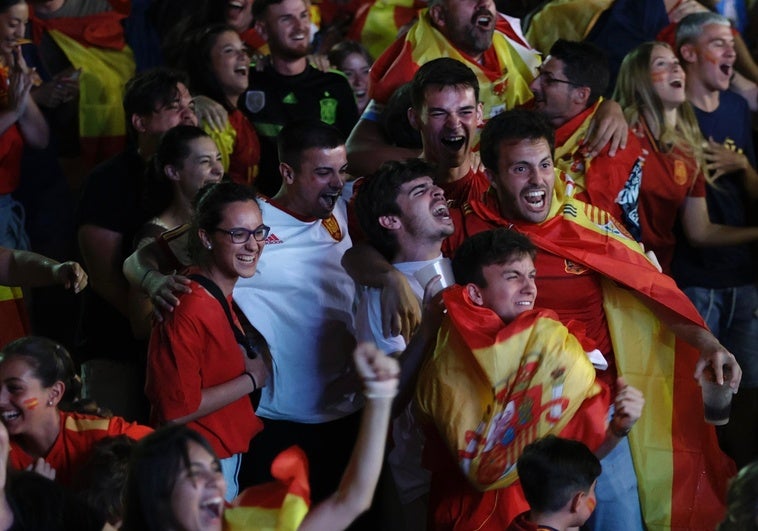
top-left (460, 193), bottom-right (734, 530)
top-left (225, 446), bottom-right (311, 531)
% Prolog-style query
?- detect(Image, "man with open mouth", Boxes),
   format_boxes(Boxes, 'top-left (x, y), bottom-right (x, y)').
top-left (674, 12), bottom-right (758, 470)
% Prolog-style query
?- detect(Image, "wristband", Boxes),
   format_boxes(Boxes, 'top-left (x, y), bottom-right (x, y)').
top-left (140, 269), bottom-right (157, 289)
top-left (363, 378), bottom-right (398, 399)
top-left (243, 371), bottom-right (257, 392)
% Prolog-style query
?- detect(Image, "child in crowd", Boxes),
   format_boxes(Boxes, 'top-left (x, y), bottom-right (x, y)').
top-left (507, 435), bottom-right (601, 531)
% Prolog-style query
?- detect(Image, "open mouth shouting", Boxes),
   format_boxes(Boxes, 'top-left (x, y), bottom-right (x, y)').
top-left (473, 8), bottom-right (494, 31)
top-left (441, 134), bottom-right (466, 152)
top-left (200, 496), bottom-right (224, 525)
top-left (320, 190), bottom-right (341, 212)
top-left (522, 187), bottom-right (547, 213)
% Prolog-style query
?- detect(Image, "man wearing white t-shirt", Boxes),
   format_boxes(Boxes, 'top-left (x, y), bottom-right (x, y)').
top-left (231, 120), bottom-right (362, 502)
top-left (353, 158), bottom-right (454, 529)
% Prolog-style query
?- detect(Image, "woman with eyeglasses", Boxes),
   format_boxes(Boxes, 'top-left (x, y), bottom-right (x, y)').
top-left (184, 23), bottom-right (260, 188)
top-left (146, 181), bottom-right (269, 502)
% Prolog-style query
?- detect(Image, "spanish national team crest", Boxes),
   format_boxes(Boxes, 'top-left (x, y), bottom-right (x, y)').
top-left (245, 91), bottom-right (266, 113)
top-left (320, 95), bottom-right (338, 125)
top-left (673, 159), bottom-right (688, 186)
top-left (321, 214), bottom-right (343, 241)
top-left (564, 260), bottom-right (588, 275)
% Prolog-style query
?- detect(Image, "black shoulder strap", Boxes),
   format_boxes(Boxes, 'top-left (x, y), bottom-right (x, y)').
top-left (188, 273), bottom-right (249, 350)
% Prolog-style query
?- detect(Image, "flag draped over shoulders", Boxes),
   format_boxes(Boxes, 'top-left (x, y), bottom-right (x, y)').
top-left (461, 193), bottom-right (733, 530)
top-left (416, 285), bottom-right (604, 492)
top-left (369, 9), bottom-right (537, 117)
top-left (225, 446), bottom-right (311, 531)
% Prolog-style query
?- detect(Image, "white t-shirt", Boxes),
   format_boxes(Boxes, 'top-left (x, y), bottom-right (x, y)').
top-left (234, 197), bottom-right (359, 423)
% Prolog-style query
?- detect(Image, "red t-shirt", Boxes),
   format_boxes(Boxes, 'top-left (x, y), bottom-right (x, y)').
top-left (9, 410), bottom-right (152, 486)
top-left (228, 109), bottom-right (261, 187)
top-left (439, 168), bottom-right (491, 208)
top-left (634, 121), bottom-right (706, 274)
top-left (147, 275), bottom-right (263, 458)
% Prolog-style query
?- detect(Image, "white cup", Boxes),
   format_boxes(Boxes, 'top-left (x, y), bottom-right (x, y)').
top-left (414, 258), bottom-right (455, 297)
top-left (699, 375), bottom-right (734, 426)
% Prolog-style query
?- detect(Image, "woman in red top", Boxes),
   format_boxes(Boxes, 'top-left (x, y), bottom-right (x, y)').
top-left (614, 41), bottom-right (758, 273)
top-left (185, 24), bottom-right (261, 187)
top-left (0, 336), bottom-right (152, 486)
top-left (0, 0), bottom-right (47, 250)
top-left (146, 182), bottom-right (268, 502)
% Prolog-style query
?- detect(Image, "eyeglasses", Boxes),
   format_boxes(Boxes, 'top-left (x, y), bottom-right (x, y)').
top-left (534, 66), bottom-right (583, 88)
top-left (214, 224), bottom-right (271, 244)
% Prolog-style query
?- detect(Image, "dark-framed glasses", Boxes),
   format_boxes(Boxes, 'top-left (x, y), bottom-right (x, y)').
top-left (214, 224), bottom-right (270, 244)
top-left (534, 66), bottom-right (583, 88)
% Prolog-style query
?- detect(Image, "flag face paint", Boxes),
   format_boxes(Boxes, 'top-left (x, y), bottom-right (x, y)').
top-left (23, 398), bottom-right (39, 410)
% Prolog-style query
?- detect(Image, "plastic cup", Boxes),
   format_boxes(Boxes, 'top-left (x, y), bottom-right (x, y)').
top-left (700, 376), bottom-right (733, 426)
top-left (414, 258), bottom-right (455, 297)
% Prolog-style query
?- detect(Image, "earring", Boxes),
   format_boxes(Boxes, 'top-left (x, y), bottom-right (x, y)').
top-left (207, 244), bottom-right (213, 250)
top-left (47, 399), bottom-right (54, 406)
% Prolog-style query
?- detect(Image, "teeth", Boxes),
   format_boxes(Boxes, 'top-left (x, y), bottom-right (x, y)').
top-left (201, 497), bottom-right (224, 517)
top-left (237, 255), bottom-right (256, 263)
top-left (229, 1), bottom-right (243, 8)
top-left (433, 205), bottom-right (449, 217)
top-left (516, 301), bottom-right (533, 306)
top-left (1, 411), bottom-right (20, 421)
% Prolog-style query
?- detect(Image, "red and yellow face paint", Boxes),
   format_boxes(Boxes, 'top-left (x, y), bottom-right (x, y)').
top-left (22, 397), bottom-right (39, 410)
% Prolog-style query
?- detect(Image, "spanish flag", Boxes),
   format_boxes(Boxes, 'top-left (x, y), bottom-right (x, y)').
top-left (224, 446), bottom-right (311, 531)
top-left (30, 9), bottom-right (135, 167)
top-left (416, 286), bottom-right (609, 529)
top-left (347, 0), bottom-right (424, 61)
top-left (369, 9), bottom-right (539, 118)
top-left (524, 0), bottom-right (614, 55)
top-left (465, 192), bottom-right (735, 530)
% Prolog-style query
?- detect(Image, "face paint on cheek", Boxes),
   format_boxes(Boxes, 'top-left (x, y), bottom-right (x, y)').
top-left (650, 71), bottom-right (667, 83)
top-left (703, 50), bottom-right (720, 66)
top-left (22, 398), bottom-right (39, 410)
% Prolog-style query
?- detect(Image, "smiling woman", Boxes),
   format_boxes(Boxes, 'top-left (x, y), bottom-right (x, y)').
top-left (185, 24), bottom-right (261, 187)
top-left (145, 182), bottom-right (268, 502)
top-left (0, 336), bottom-right (152, 487)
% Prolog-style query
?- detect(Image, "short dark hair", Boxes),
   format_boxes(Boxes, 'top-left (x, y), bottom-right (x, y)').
top-left (252, 0), bottom-right (294, 22)
top-left (452, 228), bottom-right (536, 287)
top-left (122, 425), bottom-right (220, 531)
top-left (277, 119), bottom-right (345, 171)
top-left (410, 57), bottom-right (480, 110)
top-left (548, 39), bottom-right (609, 106)
top-left (73, 435), bottom-right (137, 526)
top-left (518, 435), bottom-right (601, 514)
top-left (381, 83), bottom-right (422, 149)
top-left (123, 68), bottom-right (189, 138)
top-left (355, 158), bottom-right (438, 260)
top-left (480, 109), bottom-right (555, 173)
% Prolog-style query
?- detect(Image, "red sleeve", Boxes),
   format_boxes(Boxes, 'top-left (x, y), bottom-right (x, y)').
top-left (106, 415), bottom-right (153, 440)
top-left (146, 294), bottom-right (205, 424)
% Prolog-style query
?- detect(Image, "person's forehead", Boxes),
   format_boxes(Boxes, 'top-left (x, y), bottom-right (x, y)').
top-left (498, 137), bottom-right (550, 158)
top-left (399, 175), bottom-right (434, 192)
top-left (540, 56), bottom-right (565, 74)
top-left (698, 23), bottom-right (733, 41)
top-left (423, 84), bottom-right (476, 104)
top-left (299, 145), bottom-right (347, 166)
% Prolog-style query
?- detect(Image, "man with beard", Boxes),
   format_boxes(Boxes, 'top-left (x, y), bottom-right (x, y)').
top-left (242, 0), bottom-right (358, 196)
top-left (346, 0), bottom-right (539, 176)
top-left (443, 109), bottom-right (739, 530)
top-left (529, 39), bottom-right (644, 238)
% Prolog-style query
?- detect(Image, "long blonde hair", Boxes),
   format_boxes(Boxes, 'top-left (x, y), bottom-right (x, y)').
top-left (614, 41), bottom-right (710, 183)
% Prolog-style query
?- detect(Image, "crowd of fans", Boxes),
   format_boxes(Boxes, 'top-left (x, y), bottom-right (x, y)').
top-left (1, 0), bottom-right (757, 529)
